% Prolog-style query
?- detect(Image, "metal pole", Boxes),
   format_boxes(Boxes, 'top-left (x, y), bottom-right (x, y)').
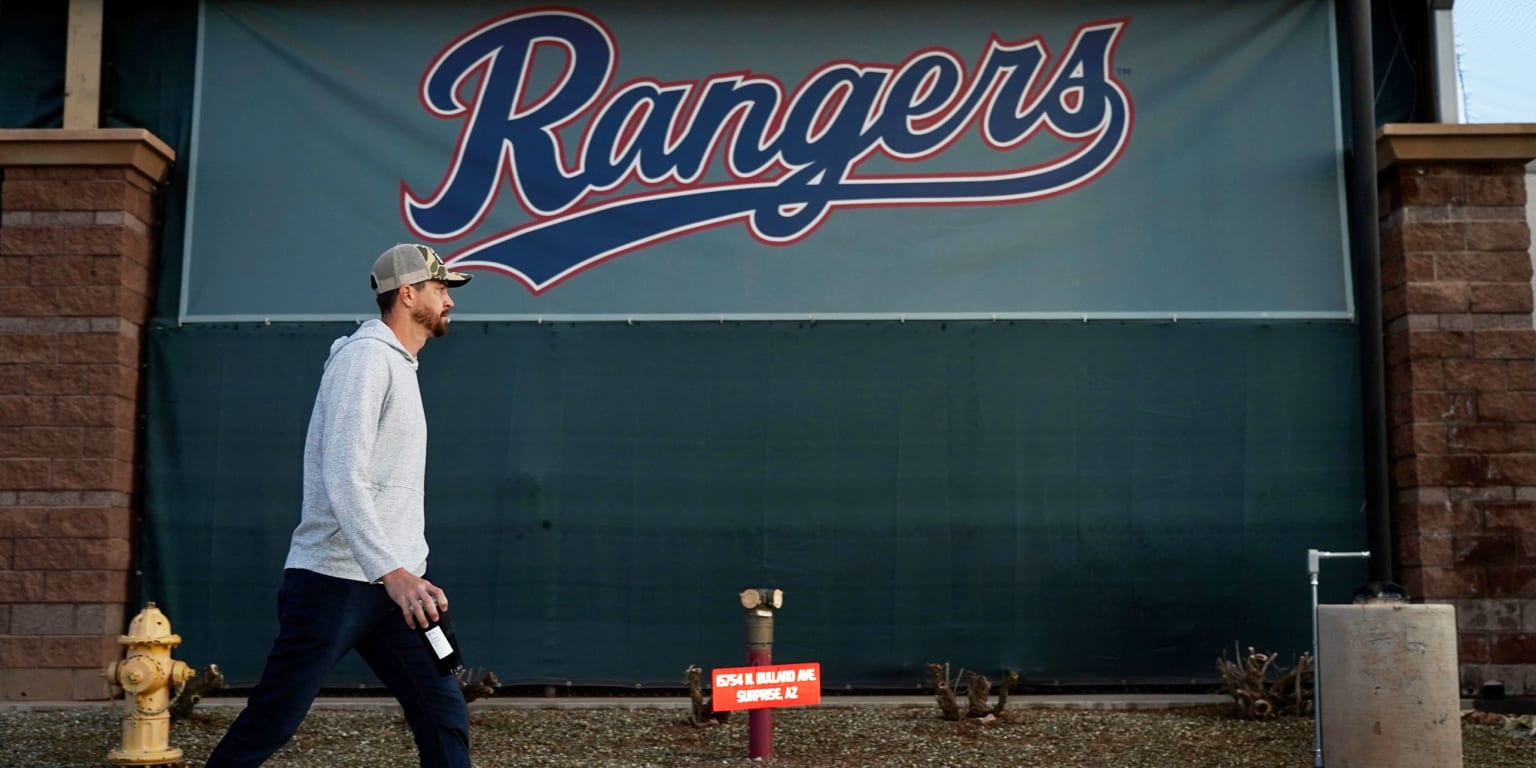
top-left (1345, 0), bottom-right (1391, 586)
top-left (741, 588), bottom-right (782, 761)
top-left (1309, 549), bottom-right (1370, 768)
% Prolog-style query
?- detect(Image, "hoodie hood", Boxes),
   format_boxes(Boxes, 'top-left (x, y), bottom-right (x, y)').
top-left (327, 319), bottom-right (417, 371)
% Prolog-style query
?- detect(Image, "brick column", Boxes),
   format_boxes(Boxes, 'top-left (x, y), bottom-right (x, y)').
top-left (1378, 124), bottom-right (1536, 695)
top-left (0, 129), bottom-right (173, 701)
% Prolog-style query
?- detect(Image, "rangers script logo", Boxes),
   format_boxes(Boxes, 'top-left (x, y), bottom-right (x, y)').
top-left (403, 8), bottom-right (1132, 294)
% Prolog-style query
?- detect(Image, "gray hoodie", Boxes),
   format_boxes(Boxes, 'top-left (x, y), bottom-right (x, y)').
top-left (285, 319), bottom-right (429, 583)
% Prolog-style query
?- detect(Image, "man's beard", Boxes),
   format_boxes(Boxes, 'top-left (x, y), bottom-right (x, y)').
top-left (413, 304), bottom-right (449, 337)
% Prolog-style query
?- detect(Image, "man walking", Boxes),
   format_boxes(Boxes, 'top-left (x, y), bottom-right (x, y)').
top-left (206, 243), bottom-right (473, 768)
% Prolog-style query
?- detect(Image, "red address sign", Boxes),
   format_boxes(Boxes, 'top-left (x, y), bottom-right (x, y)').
top-left (710, 663), bottom-right (821, 711)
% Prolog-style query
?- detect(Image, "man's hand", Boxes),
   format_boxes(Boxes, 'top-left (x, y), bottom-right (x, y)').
top-left (380, 568), bottom-right (449, 629)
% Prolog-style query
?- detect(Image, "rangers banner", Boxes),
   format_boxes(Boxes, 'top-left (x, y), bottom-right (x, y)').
top-left (183, 0), bottom-right (1348, 321)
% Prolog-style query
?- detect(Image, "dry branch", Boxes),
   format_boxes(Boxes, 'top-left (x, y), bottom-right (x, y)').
top-left (1216, 645), bottom-right (1313, 719)
top-left (684, 665), bottom-right (729, 726)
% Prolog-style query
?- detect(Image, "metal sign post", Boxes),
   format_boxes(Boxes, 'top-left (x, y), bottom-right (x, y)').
top-left (1308, 548), bottom-right (1370, 768)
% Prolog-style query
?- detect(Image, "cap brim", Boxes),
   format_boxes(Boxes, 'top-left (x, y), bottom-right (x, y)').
top-left (441, 272), bottom-right (472, 287)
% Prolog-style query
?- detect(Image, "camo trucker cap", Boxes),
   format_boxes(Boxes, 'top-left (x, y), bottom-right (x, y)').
top-left (370, 243), bottom-right (472, 294)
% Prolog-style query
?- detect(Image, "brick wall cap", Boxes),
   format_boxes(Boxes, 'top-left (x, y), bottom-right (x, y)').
top-left (0, 129), bottom-right (175, 183)
top-left (1377, 123), bottom-right (1536, 173)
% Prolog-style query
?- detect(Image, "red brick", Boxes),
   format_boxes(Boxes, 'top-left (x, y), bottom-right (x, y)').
top-left (1485, 503), bottom-right (1536, 529)
top-left (43, 570), bottom-right (128, 602)
top-left (1402, 221), bottom-right (1466, 251)
top-left (0, 570), bottom-right (46, 601)
top-left (34, 636), bottom-right (120, 668)
top-left (1448, 424), bottom-right (1508, 452)
top-left (1456, 534), bottom-right (1522, 566)
top-left (113, 459), bottom-right (136, 495)
top-left (0, 636), bottom-right (46, 668)
top-left (1412, 391), bottom-right (1475, 422)
top-left (1480, 392), bottom-right (1536, 421)
top-left (1383, 285), bottom-right (1406, 322)
top-left (0, 180), bottom-right (133, 212)
top-left (115, 259), bottom-right (151, 295)
top-left (69, 669), bottom-right (109, 701)
top-left (1461, 632), bottom-right (1492, 663)
top-left (0, 227), bottom-right (61, 256)
top-left (1509, 362), bottom-right (1536, 391)
top-left (1393, 503), bottom-right (1457, 536)
top-left (1468, 222), bottom-right (1531, 252)
top-left (1471, 283), bottom-right (1534, 313)
top-left (47, 507), bottom-right (130, 538)
top-left (0, 668), bottom-right (74, 701)
top-left (1436, 251), bottom-right (1532, 281)
top-left (1407, 330), bottom-right (1474, 359)
top-left (1476, 330), bottom-right (1536, 359)
top-left (75, 427), bottom-right (118, 459)
top-left (1382, 254), bottom-right (1406, 289)
top-left (1416, 454), bottom-right (1485, 486)
top-left (48, 458), bottom-right (115, 490)
top-left (55, 286), bottom-right (118, 316)
top-left (9, 285), bottom-right (59, 316)
top-left (1487, 454), bottom-right (1536, 485)
top-left (0, 335), bottom-right (58, 364)
top-left (1388, 423), bottom-right (1406, 457)
top-left (1466, 174), bottom-right (1526, 206)
top-left (1406, 282), bottom-right (1472, 313)
top-left (1444, 359), bottom-right (1508, 391)
top-left (0, 459), bottom-right (49, 489)
top-left (0, 366), bottom-right (25, 395)
top-left (0, 396), bottom-right (54, 427)
top-left (109, 428), bottom-right (134, 462)
top-left (1404, 566), bottom-right (1484, 599)
top-left (1380, 215), bottom-right (1403, 250)
top-left (1390, 424), bottom-right (1440, 458)
top-left (0, 256), bottom-right (29, 282)
top-left (1401, 254), bottom-right (1436, 283)
top-left (1486, 566), bottom-right (1536, 597)
top-left (12, 537), bottom-right (130, 570)
top-left (54, 334), bottom-right (118, 364)
top-left (1400, 174), bottom-right (1464, 206)
top-left (1409, 359), bottom-right (1444, 390)
top-left (25, 364), bottom-right (119, 396)
top-left (0, 508), bottom-right (49, 537)
top-left (1398, 532), bottom-right (1453, 566)
top-left (20, 428), bottom-right (85, 458)
top-left (29, 255), bottom-right (93, 286)
top-left (117, 294), bottom-right (146, 327)
top-left (1491, 634), bottom-right (1536, 664)
top-left (53, 396), bottom-right (116, 427)
top-left (1510, 424), bottom-right (1536, 452)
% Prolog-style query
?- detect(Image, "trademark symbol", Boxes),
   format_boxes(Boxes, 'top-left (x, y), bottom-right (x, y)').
top-left (1116, 67), bottom-right (1132, 76)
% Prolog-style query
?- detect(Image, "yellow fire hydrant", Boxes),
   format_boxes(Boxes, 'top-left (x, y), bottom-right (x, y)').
top-left (101, 602), bottom-right (195, 766)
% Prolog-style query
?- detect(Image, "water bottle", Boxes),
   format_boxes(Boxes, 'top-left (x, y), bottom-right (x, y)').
top-left (418, 609), bottom-right (465, 677)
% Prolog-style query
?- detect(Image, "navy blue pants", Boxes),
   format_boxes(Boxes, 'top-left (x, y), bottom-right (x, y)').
top-left (205, 569), bottom-right (470, 768)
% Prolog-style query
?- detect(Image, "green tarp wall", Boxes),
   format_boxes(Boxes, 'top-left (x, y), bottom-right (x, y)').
top-left (142, 320), bottom-right (1365, 686)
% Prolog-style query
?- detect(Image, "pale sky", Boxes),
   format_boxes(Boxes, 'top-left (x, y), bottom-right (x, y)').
top-left (1455, 0), bottom-right (1536, 123)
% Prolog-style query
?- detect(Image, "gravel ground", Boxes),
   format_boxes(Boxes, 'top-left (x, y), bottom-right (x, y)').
top-left (2, 700), bottom-right (1533, 768)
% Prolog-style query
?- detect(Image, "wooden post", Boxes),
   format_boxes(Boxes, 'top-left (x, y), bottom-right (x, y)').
top-left (64, 0), bottom-right (105, 130)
